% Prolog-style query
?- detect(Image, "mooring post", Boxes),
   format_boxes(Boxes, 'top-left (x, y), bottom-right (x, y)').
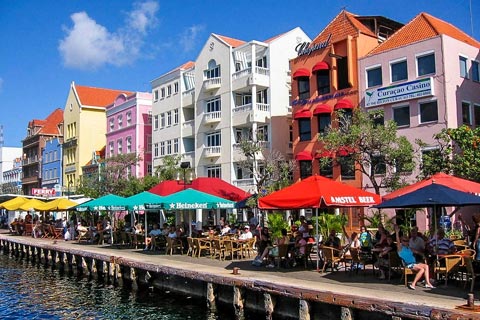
top-left (130, 267), bottom-right (138, 290)
top-left (341, 306), bottom-right (354, 320)
top-left (233, 286), bottom-right (244, 319)
top-left (299, 299), bottom-right (310, 320)
top-left (207, 282), bottom-right (216, 311)
top-left (264, 293), bottom-right (275, 320)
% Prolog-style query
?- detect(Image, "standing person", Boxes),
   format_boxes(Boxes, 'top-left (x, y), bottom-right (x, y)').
top-left (394, 225), bottom-right (435, 290)
top-left (472, 217), bottom-right (480, 261)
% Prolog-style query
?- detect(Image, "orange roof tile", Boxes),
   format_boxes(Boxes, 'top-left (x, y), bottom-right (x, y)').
top-left (214, 34), bottom-right (245, 48)
top-left (369, 12), bottom-right (480, 55)
top-left (27, 108), bottom-right (63, 136)
top-left (179, 61), bottom-right (195, 70)
top-left (74, 84), bottom-right (134, 108)
top-left (311, 10), bottom-right (376, 45)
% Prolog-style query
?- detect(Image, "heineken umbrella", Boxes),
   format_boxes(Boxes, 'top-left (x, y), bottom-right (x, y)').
top-left (0, 196), bottom-right (28, 210)
top-left (145, 188), bottom-right (235, 236)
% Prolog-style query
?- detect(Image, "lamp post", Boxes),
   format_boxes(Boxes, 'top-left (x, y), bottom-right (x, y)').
top-left (67, 178), bottom-right (73, 200)
top-left (175, 162), bottom-right (195, 189)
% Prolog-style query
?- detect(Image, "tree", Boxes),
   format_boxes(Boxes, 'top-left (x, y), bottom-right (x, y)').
top-left (415, 129), bottom-right (453, 179)
top-left (154, 154), bottom-right (182, 181)
top-left (318, 109), bottom-right (415, 194)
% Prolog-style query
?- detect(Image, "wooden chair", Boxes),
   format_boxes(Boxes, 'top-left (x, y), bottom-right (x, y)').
top-left (211, 239), bottom-right (225, 260)
top-left (242, 237), bottom-right (256, 258)
top-left (166, 237), bottom-right (184, 255)
top-left (320, 246), bottom-right (344, 273)
top-left (195, 238), bottom-right (211, 258)
top-left (453, 239), bottom-right (469, 251)
top-left (24, 224), bottom-right (33, 237)
top-left (273, 244), bottom-right (290, 269)
top-left (50, 225), bottom-right (63, 239)
top-left (387, 251), bottom-right (404, 281)
top-left (186, 237), bottom-right (196, 257)
top-left (224, 240), bottom-right (243, 260)
top-left (347, 248), bottom-right (362, 275)
top-left (434, 254), bottom-right (463, 286)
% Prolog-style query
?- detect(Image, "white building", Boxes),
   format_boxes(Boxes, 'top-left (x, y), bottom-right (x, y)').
top-left (151, 28), bottom-right (310, 193)
top-left (1, 146), bottom-right (22, 194)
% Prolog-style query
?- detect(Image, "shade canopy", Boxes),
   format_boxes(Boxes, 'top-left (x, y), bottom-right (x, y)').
top-left (36, 198), bottom-right (78, 211)
top-left (0, 196), bottom-right (28, 210)
top-left (18, 199), bottom-right (46, 211)
top-left (334, 99), bottom-right (353, 110)
top-left (383, 172), bottom-right (480, 200)
top-left (293, 109), bottom-right (312, 119)
top-left (313, 104), bottom-right (332, 115)
top-left (75, 194), bottom-right (126, 212)
top-left (312, 61), bottom-right (330, 73)
top-left (146, 188), bottom-right (235, 210)
top-left (124, 191), bottom-right (165, 211)
top-left (292, 68), bottom-right (310, 79)
top-left (149, 177), bottom-right (250, 202)
top-left (376, 183), bottom-right (480, 209)
top-left (295, 151), bottom-right (313, 161)
top-left (258, 175), bottom-right (381, 209)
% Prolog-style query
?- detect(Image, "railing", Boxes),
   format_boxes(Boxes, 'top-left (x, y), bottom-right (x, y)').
top-left (182, 119), bottom-right (194, 129)
top-left (204, 111), bottom-right (222, 123)
top-left (256, 103), bottom-right (270, 112)
top-left (233, 103), bottom-right (253, 113)
top-left (233, 178), bottom-right (255, 188)
top-left (203, 77), bottom-right (221, 90)
top-left (22, 155), bottom-right (39, 165)
top-left (233, 103), bottom-right (269, 113)
top-left (204, 146), bottom-right (221, 157)
top-left (255, 66), bottom-right (269, 76)
top-left (232, 67), bottom-right (252, 80)
top-left (182, 88), bottom-right (195, 97)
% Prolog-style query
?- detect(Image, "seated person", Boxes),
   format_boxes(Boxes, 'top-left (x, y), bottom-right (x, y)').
top-left (375, 235), bottom-right (397, 280)
top-left (292, 232), bottom-right (307, 267)
top-left (395, 225), bottom-right (435, 290)
top-left (408, 227), bottom-right (426, 262)
top-left (253, 227), bottom-right (272, 264)
top-left (145, 223), bottom-right (163, 251)
top-left (10, 218), bottom-right (19, 234)
top-left (359, 225), bottom-right (373, 251)
top-left (220, 223), bottom-right (231, 236)
top-left (161, 223), bottom-right (170, 236)
top-left (428, 228), bottom-right (455, 255)
top-left (238, 225), bottom-right (253, 241)
top-left (77, 220), bottom-right (92, 241)
top-left (167, 225), bottom-right (177, 238)
top-left (97, 220), bottom-right (112, 244)
top-left (341, 225), bottom-right (361, 256)
top-left (33, 219), bottom-right (43, 238)
top-left (323, 229), bottom-right (341, 250)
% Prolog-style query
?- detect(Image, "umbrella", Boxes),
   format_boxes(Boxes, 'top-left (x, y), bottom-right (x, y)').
top-left (36, 198), bottom-right (78, 211)
top-left (124, 191), bottom-right (164, 211)
top-left (258, 175), bottom-right (380, 272)
top-left (383, 172), bottom-right (480, 200)
top-left (0, 196), bottom-right (28, 210)
top-left (75, 194), bottom-right (127, 212)
top-left (18, 199), bottom-right (46, 211)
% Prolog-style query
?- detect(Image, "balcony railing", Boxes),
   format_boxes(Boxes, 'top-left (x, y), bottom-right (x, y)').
top-left (203, 111), bottom-right (222, 123)
top-left (232, 67), bottom-right (252, 80)
top-left (203, 77), bottom-right (221, 91)
top-left (233, 178), bottom-right (255, 188)
top-left (233, 102), bottom-right (270, 114)
top-left (204, 146), bottom-right (221, 157)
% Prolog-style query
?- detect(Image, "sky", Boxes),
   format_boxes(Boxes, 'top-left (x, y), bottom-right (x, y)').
top-left (0, 0), bottom-right (479, 147)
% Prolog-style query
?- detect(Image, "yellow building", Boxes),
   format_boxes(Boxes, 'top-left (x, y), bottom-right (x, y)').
top-left (63, 81), bottom-right (133, 189)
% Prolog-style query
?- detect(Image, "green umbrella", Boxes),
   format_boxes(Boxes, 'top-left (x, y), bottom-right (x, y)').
top-left (124, 191), bottom-right (165, 211)
top-left (147, 188), bottom-right (235, 210)
top-left (75, 194), bottom-right (127, 212)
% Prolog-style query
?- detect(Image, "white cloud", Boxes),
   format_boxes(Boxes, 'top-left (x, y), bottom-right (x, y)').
top-left (179, 25), bottom-right (205, 53)
top-left (58, 1), bottom-right (159, 70)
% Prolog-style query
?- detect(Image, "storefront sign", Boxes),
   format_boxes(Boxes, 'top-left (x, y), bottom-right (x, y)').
top-left (365, 77), bottom-right (433, 107)
top-left (292, 89), bottom-right (358, 106)
top-left (31, 188), bottom-right (55, 196)
top-left (296, 34), bottom-right (332, 56)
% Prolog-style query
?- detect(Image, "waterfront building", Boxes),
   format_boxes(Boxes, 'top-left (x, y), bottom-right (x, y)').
top-left (21, 108), bottom-right (63, 196)
top-left (62, 82), bottom-right (133, 190)
top-left (2, 156), bottom-right (22, 195)
top-left (151, 28), bottom-right (311, 194)
top-left (41, 137), bottom-right (63, 196)
top-left (358, 12), bottom-right (480, 230)
top-left (105, 92), bottom-right (153, 177)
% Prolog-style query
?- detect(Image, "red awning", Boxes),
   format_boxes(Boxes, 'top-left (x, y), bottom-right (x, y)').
top-left (313, 104), bottom-right (332, 115)
top-left (312, 61), bottom-right (330, 73)
top-left (293, 109), bottom-right (312, 119)
top-left (337, 146), bottom-right (354, 157)
top-left (292, 68), bottom-right (310, 79)
top-left (295, 151), bottom-right (313, 161)
top-left (334, 99), bottom-right (354, 110)
top-left (315, 150), bottom-right (334, 158)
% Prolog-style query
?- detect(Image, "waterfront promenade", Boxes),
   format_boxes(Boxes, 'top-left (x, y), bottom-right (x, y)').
top-left (1, 231), bottom-right (478, 319)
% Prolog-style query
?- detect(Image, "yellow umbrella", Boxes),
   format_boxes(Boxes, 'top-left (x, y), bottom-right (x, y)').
top-left (18, 198), bottom-right (46, 211)
top-left (37, 198), bottom-right (77, 211)
top-left (0, 196), bottom-right (28, 210)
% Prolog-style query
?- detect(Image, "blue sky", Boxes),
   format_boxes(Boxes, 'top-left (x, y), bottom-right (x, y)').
top-left (0, 0), bottom-right (478, 147)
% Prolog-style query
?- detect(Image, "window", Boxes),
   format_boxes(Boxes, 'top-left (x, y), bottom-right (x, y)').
top-left (206, 165), bottom-right (221, 178)
top-left (393, 105), bottom-right (410, 127)
top-left (371, 155), bottom-right (386, 175)
top-left (475, 105), bottom-right (480, 127)
top-left (257, 89), bottom-right (268, 104)
top-left (161, 88), bottom-right (165, 98)
top-left (206, 97), bottom-right (221, 113)
top-left (417, 53), bottom-right (435, 76)
top-left (258, 125), bottom-right (268, 141)
top-left (160, 141), bottom-right (165, 156)
top-left (153, 115), bottom-right (159, 130)
top-left (160, 113), bottom-right (165, 128)
top-left (154, 90), bottom-right (159, 101)
top-left (173, 138), bottom-right (179, 153)
top-left (391, 60), bottom-right (407, 82)
top-left (340, 155), bottom-right (355, 180)
top-left (146, 136), bottom-right (152, 152)
top-left (167, 85), bottom-right (172, 96)
top-left (297, 77), bottom-right (310, 99)
top-left (117, 139), bottom-right (123, 154)
top-left (126, 112), bottom-right (132, 125)
top-left (298, 118), bottom-right (311, 141)
top-left (109, 142), bottom-right (114, 157)
top-left (174, 109), bottom-right (179, 124)
top-left (299, 160), bottom-right (312, 180)
top-left (118, 115), bottom-right (123, 129)
top-left (204, 60), bottom-right (220, 79)
top-left (166, 111), bottom-right (172, 126)
top-left (316, 70), bottom-right (330, 94)
top-left (207, 131), bottom-right (221, 147)
top-left (367, 66), bottom-right (382, 88)
top-left (174, 82), bottom-right (179, 93)
top-left (256, 56), bottom-right (267, 68)
top-left (167, 140), bottom-right (172, 154)
top-left (109, 118), bottom-right (114, 131)
top-left (319, 158), bottom-right (333, 178)
top-left (317, 114), bottom-right (331, 135)
top-left (460, 56), bottom-right (468, 78)
top-left (419, 100), bottom-right (438, 123)
top-left (462, 102), bottom-right (471, 125)
top-left (147, 164), bottom-right (152, 176)
top-left (154, 143), bottom-right (159, 157)
top-left (472, 61), bottom-right (480, 82)
top-left (337, 58), bottom-right (350, 90)
top-left (126, 136), bottom-right (132, 153)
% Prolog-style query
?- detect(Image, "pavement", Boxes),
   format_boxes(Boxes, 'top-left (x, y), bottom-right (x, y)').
top-left (1, 231), bottom-right (479, 317)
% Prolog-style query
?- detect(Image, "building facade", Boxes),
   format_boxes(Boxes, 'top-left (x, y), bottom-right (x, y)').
top-left (1, 146), bottom-right (22, 195)
top-left (22, 108), bottom-right (63, 196)
top-left (105, 92), bottom-right (153, 177)
top-left (358, 12), bottom-right (480, 230)
top-left (41, 137), bottom-right (63, 196)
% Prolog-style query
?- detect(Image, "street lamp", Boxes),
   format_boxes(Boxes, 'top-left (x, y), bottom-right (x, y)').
top-left (175, 162), bottom-right (195, 189)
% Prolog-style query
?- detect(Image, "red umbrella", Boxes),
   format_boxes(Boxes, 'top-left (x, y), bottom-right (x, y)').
top-left (383, 173), bottom-right (480, 200)
top-left (149, 177), bottom-right (251, 202)
top-left (258, 175), bottom-right (380, 209)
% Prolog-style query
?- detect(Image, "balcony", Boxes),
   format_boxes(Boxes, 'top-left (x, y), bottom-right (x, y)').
top-left (232, 102), bottom-right (270, 126)
top-left (182, 88), bottom-right (195, 107)
top-left (233, 178), bottom-right (255, 189)
top-left (63, 137), bottom-right (78, 149)
top-left (203, 146), bottom-right (221, 158)
top-left (203, 77), bottom-right (221, 91)
top-left (65, 164), bottom-right (76, 173)
top-left (182, 119), bottom-right (194, 137)
top-left (22, 155), bottom-right (39, 166)
top-left (203, 111), bottom-right (221, 124)
top-left (232, 67), bottom-right (269, 91)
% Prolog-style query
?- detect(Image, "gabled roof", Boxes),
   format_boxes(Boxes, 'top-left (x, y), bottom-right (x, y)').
top-left (74, 84), bottom-right (134, 108)
top-left (214, 34), bottom-right (245, 48)
top-left (28, 108), bottom-right (63, 136)
top-left (369, 12), bottom-right (480, 55)
top-left (311, 10), bottom-right (376, 45)
top-left (179, 61), bottom-right (195, 70)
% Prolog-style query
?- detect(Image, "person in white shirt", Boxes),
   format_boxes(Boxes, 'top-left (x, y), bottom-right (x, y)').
top-left (221, 224), bottom-right (231, 236)
top-left (145, 223), bottom-right (163, 250)
top-left (238, 225), bottom-right (253, 240)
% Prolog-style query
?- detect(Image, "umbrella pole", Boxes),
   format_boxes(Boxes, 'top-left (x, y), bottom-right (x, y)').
top-left (316, 208), bottom-right (319, 272)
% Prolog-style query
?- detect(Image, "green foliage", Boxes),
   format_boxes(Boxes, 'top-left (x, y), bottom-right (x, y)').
top-left (312, 213), bottom-right (347, 239)
top-left (318, 108), bottom-right (415, 194)
top-left (415, 129), bottom-right (453, 179)
top-left (363, 210), bottom-right (396, 233)
top-left (265, 212), bottom-right (289, 240)
top-left (155, 154), bottom-right (182, 181)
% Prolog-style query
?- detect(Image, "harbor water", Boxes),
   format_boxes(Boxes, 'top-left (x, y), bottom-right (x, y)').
top-left (0, 253), bottom-right (258, 320)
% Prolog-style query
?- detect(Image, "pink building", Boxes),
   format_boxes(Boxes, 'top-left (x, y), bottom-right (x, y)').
top-left (105, 92), bottom-right (153, 178)
top-left (358, 13), bottom-right (480, 231)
